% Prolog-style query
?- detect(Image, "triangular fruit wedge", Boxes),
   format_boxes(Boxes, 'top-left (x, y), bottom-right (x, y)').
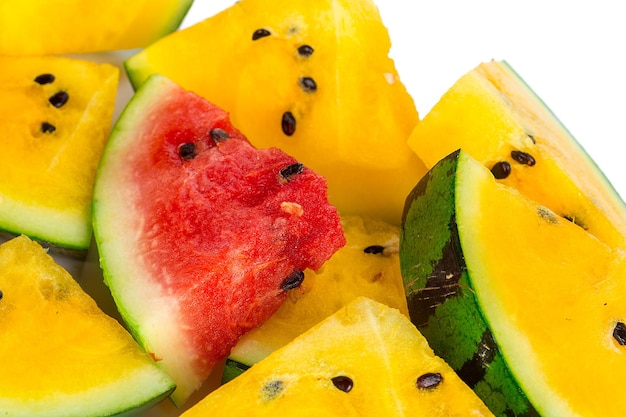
top-left (124, 0), bottom-right (427, 226)
top-left (92, 74), bottom-right (345, 405)
top-left (182, 297), bottom-right (494, 417)
top-left (0, 235), bottom-right (175, 416)
top-left (401, 149), bottom-right (626, 416)
top-left (0, 55), bottom-right (118, 255)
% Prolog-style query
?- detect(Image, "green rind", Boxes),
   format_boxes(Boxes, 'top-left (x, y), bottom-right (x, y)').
top-left (400, 150), bottom-right (537, 417)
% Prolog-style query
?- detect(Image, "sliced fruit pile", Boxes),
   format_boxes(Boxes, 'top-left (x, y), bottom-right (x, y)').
top-left (1, 0), bottom-right (626, 416)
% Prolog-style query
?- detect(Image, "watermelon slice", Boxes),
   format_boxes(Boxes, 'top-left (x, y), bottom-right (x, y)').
top-left (92, 74), bottom-right (346, 406)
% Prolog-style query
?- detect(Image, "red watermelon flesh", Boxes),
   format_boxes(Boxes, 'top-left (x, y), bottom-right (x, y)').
top-left (92, 74), bottom-right (346, 406)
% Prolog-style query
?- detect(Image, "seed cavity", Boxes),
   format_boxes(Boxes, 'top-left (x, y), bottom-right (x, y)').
top-left (510, 150), bottom-right (536, 166)
top-left (416, 372), bottom-right (443, 390)
top-left (34, 73), bottom-right (55, 85)
top-left (40, 122), bottom-right (56, 134)
top-left (178, 143), bottom-right (197, 161)
top-left (364, 245), bottom-right (385, 255)
top-left (331, 376), bottom-right (353, 393)
top-left (613, 322), bottom-right (626, 345)
top-left (299, 77), bottom-right (317, 92)
top-left (279, 162), bottom-right (304, 182)
top-left (297, 44), bottom-right (314, 57)
top-left (210, 128), bottom-right (230, 142)
top-left (490, 161), bottom-right (511, 179)
top-left (49, 91), bottom-right (69, 108)
top-left (261, 380), bottom-right (285, 400)
top-left (252, 28), bottom-right (271, 40)
top-left (281, 111), bottom-right (296, 136)
top-left (280, 269), bottom-right (305, 291)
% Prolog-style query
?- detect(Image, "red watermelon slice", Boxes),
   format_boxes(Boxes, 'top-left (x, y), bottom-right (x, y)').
top-left (92, 74), bottom-right (346, 406)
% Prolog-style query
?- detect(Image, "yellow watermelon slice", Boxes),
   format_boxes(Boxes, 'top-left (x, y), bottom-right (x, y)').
top-left (92, 74), bottom-right (345, 406)
top-left (181, 297), bottom-right (494, 417)
top-left (0, 235), bottom-right (175, 417)
top-left (0, 55), bottom-right (118, 254)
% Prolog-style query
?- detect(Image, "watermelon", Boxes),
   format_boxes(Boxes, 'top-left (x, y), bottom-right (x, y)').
top-left (92, 74), bottom-right (346, 406)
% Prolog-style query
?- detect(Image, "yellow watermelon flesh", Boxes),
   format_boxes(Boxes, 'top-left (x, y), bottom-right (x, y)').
top-left (0, 235), bottom-right (175, 417)
top-left (124, 0), bottom-right (427, 226)
top-left (181, 297), bottom-right (494, 417)
top-left (0, 0), bottom-right (194, 55)
top-left (0, 55), bottom-right (118, 254)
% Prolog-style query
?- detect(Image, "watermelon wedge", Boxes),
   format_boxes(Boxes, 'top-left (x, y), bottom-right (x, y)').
top-left (92, 74), bottom-right (346, 406)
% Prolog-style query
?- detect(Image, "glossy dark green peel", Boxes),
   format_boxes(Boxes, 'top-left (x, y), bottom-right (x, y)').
top-left (400, 150), bottom-right (538, 417)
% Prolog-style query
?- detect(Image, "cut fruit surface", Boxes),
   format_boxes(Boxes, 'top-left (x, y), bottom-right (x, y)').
top-left (400, 149), bottom-right (626, 416)
top-left (0, 0), bottom-right (194, 55)
top-left (92, 74), bottom-right (345, 405)
top-left (0, 235), bottom-right (175, 417)
top-left (125, 0), bottom-right (427, 225)
top-left (0, 55), bottom-right (118, 254)
top-left (182, 297), bottom-right (494, 417)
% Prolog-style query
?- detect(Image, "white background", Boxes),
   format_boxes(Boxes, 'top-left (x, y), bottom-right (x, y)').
top-left (180, 0), bottom-right (626, 201)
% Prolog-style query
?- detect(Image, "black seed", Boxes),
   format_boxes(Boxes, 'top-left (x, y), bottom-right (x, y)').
top-left (331, 376), bottom-right (353, 393)
top-left (178, 143), bottom-right (197, 160)
top-left (34, 73), bottom-right (55, 84)
top-left (527, 134), bottom-right (536, 144)
top-left (252, 28), bottom-right (271, 40)
top-left (209, 128), bottom-right (230, 142)
top-left (0, 289), bottom-right (3, 300)
top-left (490, 161), bottom-right (511, 179)
top-left (416, 372), bottom-right (443, 390)
top-left (364, 245), bottom-right (385, 255)
top-left (40, 122), bottom-right (56, 133)
top-left (280, 269), bottom-right (305, 291)
top-left (297, 44), bottom-right (314, 57)
top-left (510, 150), bottom-right (536, 166)
top-left (281, 111), bottom-right (296, 136)
top-left (49, 91), bottom-right (69, 108)
top-left (299, 77), bottom-right (317, 92)
top-left (613, 322), bottom-right (626, 345)
top-left (261, 380), bottom-right (284, 400)
top-left (279, 163), bottom-right (304, 182)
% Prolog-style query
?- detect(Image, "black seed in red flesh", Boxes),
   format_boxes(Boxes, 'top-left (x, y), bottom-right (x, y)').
top-left (510, 150), bottom-right (536, 166)
top-left (252, 28), bottom-right (271, 40)
top-left (178, 143), bottom-right (197, 161)
top-left (40, 122), bottom-right (56, 134)
top-left (331, 376), bottom-right (353, 393)
top-left (281, 111), bottom-right (296, 136)
top-left (279, 163), bottom-right (304, 183)
top-left (299, 77), bottom-right (317, 92)
top-left (416, 372), bottom-right (443, 390)
top-left (49, 91), bottom-right (69, 108)
top-left (34, 73), bottom-right (55, 85)
top-left (209, 128), bottom-right (230, 142)
top-left (613, 322), bottom-right (626, 345)
top-left (490, 161), bottom-right (511, 179)
top-left (297, 44), bottom-right (314, 57)
top-left (280, 269), bottom-right (305, 291)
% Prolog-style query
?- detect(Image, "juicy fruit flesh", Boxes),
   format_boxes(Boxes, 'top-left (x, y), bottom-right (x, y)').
top-left (229, 214), bottom-right (410, 365)
top-left (407, 60), bottom-right (626, 249)
top-left (0, 235), bottom-right (174, 416)
top-left (181, 297), bottom-right (495, 417)
top-left (0, 0), bottom-right (194, 55)
top-left (92, 74), bottom-right (345, 405)
top-left (456, 153), bottom-right (626, 416)
top-left (0, 55), bottom-right (118, 250)
top-left (124, 0), bottom-right (427, 226)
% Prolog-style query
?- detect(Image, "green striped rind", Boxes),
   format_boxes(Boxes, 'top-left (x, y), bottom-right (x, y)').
top-left (400, 150), bottom-right (538, 417)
